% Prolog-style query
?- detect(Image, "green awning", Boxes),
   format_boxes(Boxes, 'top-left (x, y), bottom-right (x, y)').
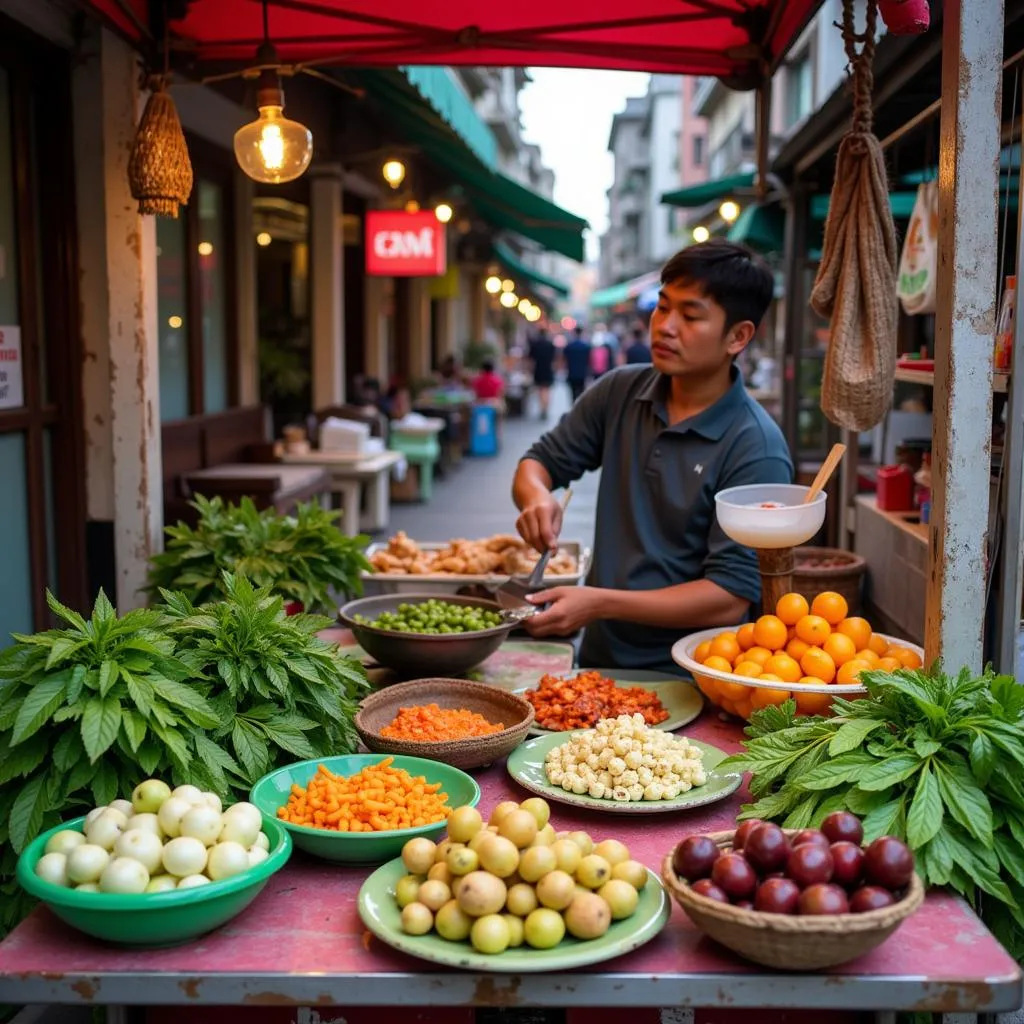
top-left (352, 70), bottom-right (587, 262)
top-left (493, 241), bottom-right (570, 298)
top-left (811, 191), bottom-right (918, 220)
top-left (661, 172), bottom-right (756, 208)
top-left (589, 270), bottom-right (660, 309)
top-left (727, 203), bottom-right (785, 253)
top-left (400, 67), bottom-right (497, 169)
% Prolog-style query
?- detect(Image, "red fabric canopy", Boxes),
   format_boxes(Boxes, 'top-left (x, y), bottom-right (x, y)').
top-left (166, 0), bottom-right (822, 79)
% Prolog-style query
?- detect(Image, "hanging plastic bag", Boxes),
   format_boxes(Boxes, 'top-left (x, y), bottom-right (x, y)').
top-left (896, 181), bottom-right (939, 316)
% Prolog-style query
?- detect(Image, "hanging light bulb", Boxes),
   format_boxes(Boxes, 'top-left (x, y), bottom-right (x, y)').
top-left (233, 7), bottom-right (313, 185)
top-left (434, 202), bottom-right (453, 224)
top-left (383, 159), bottom-right (406, 189)
top-left (518, 298), bottom-right (532, 315)
top-left (500, 291), bottom-right (518, 308)
top-left (719, 200), bottom-right (741, 223)
top-left (484, 276), bottom-right (502, 294)
top-left (501, 279), bottom-right (515, 293)
top-left (692, 225), bottom-right (711, 243)
top-left (404, 199), bottom-right (420, 214)
top-left (256, 231), bottom-right (272, 247)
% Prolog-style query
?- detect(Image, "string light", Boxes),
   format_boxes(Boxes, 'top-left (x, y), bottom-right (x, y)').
top-left (719, 200), bottom-right (741, 223)
top-left (692, 225), bottom-right (710, 243)
top-left (434, 202), bottom-right (453, 223)
top-left (484, 276), bottom-right (502, 294)
top-left (500, 292), bottom-right (518, 308)
top-left (382, 159), bottom-right (406, 188)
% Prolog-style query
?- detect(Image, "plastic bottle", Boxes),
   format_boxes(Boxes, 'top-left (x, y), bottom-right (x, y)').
top-left (995, 275), bottom-right (1016, 372)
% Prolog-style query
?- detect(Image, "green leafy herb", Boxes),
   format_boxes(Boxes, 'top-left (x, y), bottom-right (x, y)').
top-left (719, 666), bottom-right (1024, 958)
top-left (147, 495), bottom-right (372, 614)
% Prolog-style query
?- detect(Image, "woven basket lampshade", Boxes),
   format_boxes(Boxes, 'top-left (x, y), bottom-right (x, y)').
top-left (128, 78), bottom-right (193, 218)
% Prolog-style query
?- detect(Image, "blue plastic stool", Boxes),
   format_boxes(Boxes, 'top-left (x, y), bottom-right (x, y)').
top-left (469, 404), bottom-right (499, 457)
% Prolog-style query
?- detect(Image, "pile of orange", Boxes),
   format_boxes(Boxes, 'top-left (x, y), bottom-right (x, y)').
top-left (691, 591), bottom-right (923, 720)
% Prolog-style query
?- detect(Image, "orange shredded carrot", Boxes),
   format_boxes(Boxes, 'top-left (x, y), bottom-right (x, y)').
top-left (275, 757), bottom-right (451, 832)
top-left (379, 703), bottom-right (504, 742)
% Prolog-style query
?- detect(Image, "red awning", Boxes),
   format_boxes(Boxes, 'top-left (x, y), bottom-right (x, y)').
top-left (166, 0), bottom-right (823, 79)
top-left (85, 0), bottom-right (149, 41)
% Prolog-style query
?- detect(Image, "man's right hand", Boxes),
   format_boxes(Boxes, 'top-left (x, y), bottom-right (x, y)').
top-left (516, 495), bottom-right (563, 554)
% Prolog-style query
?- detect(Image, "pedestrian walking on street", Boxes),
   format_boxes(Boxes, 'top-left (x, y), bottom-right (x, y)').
top-left (625, 326), bottom-right (652, 364)
top-left (563, 327), bottom-right (591, 403)
top-left (527, 327), bottom-right (556, 419)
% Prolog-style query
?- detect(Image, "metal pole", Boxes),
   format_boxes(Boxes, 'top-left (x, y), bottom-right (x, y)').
top-left (781, 182), bottom-right (808, 460)
top-left (925, 0), bottom-right (1005, 670)
top-left (996, 104), bottom-right (1024, 676)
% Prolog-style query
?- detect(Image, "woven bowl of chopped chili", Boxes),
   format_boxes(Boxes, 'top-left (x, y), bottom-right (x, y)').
top-left (355, 678), bottom-right (535, 770)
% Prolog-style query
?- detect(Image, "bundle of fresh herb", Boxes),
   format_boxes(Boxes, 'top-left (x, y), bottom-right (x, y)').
top-left (161, 573), bottom-right (370, 788)
top-left (0, 590), bottom-right (219, 933)
top-left (719, 668), bottom-right (1024, 957)
top-left (147, 495), bottom-right (371, 613)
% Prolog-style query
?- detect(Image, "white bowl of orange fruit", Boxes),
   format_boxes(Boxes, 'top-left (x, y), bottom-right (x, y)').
top-left (671, 590), bottom-right (924, 721)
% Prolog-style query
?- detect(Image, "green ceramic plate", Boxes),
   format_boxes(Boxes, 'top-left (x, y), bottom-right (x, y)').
top-left (358, 857), bottom-right (670, 972)
top-left (514, 670), bottom-right (704, 736)
top-left (16, 815), bottom-right (291, 947)
top-left (249, 754), bottom-right (480, 864)
top-left (506, 732), bottom-right (741, 815)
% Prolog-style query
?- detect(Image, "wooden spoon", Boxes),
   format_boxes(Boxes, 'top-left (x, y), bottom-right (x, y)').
top-left (803, 443), bottom-right (847, 504)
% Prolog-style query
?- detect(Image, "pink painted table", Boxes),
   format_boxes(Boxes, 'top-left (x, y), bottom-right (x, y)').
top-left (0, 713), bottom-right (1019, 1020)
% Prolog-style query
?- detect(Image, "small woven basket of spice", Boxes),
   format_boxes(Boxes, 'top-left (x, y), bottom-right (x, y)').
top-left (661, 830), bottom-right (924, 970)
top-left (355, 678), bottom-right (534, 770)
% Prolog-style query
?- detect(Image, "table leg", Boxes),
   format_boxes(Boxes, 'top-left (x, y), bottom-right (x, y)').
top-left (365, 471), bottom-right (391, 532)
top-left (338, 482), bottom-right (362, 538)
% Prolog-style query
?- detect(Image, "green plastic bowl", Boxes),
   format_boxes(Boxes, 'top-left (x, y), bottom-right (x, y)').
top-left (250, 753), bottom-right (481, 864)
top-left (16, 815), bottom-right (292, 947)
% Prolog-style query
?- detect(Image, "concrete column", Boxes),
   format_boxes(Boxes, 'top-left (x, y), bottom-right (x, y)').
top-left (408, 277), bottom-right (433, 381)
top-left (73, 25), bottom-right (162, 610)
top-left (234, 171), bottom-right (259, 405)
top-left (469, 272), bottom-right (486, 344)
top-left (309, 164), bottom-right (345, 407)
top-left (363, 274), bottom-right (390, 384)
top-left (436, 299), bottom-right (458, 361)
top-left (925, 0), bottom-right (1004, 670)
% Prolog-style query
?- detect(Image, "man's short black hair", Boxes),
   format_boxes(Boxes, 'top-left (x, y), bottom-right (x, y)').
top-left (481, 359), bottom-right (495, 373)
top-left (660, 240), bottom-right (774, 331)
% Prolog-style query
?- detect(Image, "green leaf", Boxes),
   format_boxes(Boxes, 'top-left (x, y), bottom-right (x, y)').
top-left (741, 788), bottom-right (801, 821)
top-left (0, 733), bottom-right (47, 785)
top-left (9, 773), bottom-right (51, 853)
top-left (192, 733), bottom-right (240, 794)
top-left (150, 720), bottom-right (191, 771)
top-left (970, 732), bottom-right (997, 786)
top-left (121, 710), bottom-right (148, 753)
top-left (994, 831), bottom-right (1024, 890)
top-left (98, 660), bottom-right (119, 698)
top-left (122, 671), bottom-right (154, 718)
top-left (80, 696), bottom-right (123, 761)
top-left (782, 794), bottom-right (821, 830)
top-left (261, 722), bottom-right (317, 760)
top-left (863, 797), bottom-right (905, 842)
top-left (53, 729), bottom-right (83, 772)
top-left (10, 674), bottom-right (68, 745)
top-left (936, 759), bottom-right (993, 844)
top-left (846, 787), bottom-right (893, 815)
top-left (135, 737), bottom-right (163, 776)
top-left (906, 761), bottom-right (943, 847)
top-left (913, 735), bottom-right (942, 759)
top-left (44, 637), bottom-right (86, 670)
top-left (90, 760), bottom-right (118, 807)
top-left (45, 589), bottom-right (89, 632)
top-left (150, 677), bottom-right (219, 729)
top-left (793, 750), bottom-right (876, 791)
top-left (858, 754), bottom-right (923, 792)
top-left (65, 758), bottom-right (98, 796)
top-left (231, 722), bottom-right (268, 781)
top-left (828, 718), bottom-right (883, 756)
top-left (945, 827), bottom-right (1017, 907)
top-left (918, 826), bottom-right (955, 886)
top-left (67, 665), bottom-right (87, 704)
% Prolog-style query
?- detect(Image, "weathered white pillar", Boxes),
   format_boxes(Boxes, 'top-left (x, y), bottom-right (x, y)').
top-left (926, 0), bottom-right (1004, 670)
top-left (73, 24), bottom-right (161, 611)
top-left (234, 170), bottom-right (259, 405)
top-left (309, 164), bottom-right (345, 407)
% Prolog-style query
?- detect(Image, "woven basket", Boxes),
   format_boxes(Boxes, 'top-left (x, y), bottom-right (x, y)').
top-left (793, 546), bottom-right (867, 614)
top-left (354, 678), bottom-right (534, 770)
top-left (128, 78), bottom-right (193, 218)
top-left (661, 830), bottom-right (924, 970)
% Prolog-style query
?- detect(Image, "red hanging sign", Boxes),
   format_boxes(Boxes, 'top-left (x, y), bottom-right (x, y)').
top-left (365, 211), bottom-right (446, 277)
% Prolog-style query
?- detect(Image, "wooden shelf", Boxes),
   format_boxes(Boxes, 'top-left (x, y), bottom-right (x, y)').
top-left (855, 494), bottom-right (929, 546)
top-left (894, 366), bottom-right (1009, 392)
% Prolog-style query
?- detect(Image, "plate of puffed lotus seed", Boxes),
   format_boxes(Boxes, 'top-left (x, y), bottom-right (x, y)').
top-left (505, 714), bottom-right (743, 815)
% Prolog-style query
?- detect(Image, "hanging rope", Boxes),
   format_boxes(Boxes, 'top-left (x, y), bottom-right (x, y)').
top-left (810, 0), bottom-right (899, 432)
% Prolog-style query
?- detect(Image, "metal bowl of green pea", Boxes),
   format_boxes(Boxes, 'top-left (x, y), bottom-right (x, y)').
top-left (338, 594), bottom-right (516, 678)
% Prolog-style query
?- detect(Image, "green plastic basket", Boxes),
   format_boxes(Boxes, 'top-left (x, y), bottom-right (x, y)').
top-left (250, 753), bottom-right (481, 864)
top-left (17, 815), bottom-right (292, 947)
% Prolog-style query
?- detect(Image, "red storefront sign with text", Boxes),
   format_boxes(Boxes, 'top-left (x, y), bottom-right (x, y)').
top-left (365, 211), bottom-right (446, 277)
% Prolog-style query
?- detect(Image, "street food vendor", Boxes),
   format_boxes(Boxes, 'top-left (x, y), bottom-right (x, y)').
top-left (512, 240), bottom-right (793, 673)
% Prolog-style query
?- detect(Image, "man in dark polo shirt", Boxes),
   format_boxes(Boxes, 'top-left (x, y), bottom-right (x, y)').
top-left (512, 240), bottom-right (793, 674)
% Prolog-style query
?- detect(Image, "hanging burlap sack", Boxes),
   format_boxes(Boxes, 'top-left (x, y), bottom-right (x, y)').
top-left (810, 0), bottom-right (899, 433)
top-left (128, 76), bottom-right (193, 218)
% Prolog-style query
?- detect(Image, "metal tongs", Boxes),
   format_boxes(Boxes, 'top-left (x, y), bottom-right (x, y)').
top-left (495, 489), bottom-right (574, 621)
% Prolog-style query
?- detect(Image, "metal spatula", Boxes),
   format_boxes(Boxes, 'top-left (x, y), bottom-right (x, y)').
top-left (496, 488), bottom-right (574, 616)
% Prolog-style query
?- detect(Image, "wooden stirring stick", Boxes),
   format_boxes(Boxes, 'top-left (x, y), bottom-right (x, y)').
top-left (803, 443), bottom-right (847, 504)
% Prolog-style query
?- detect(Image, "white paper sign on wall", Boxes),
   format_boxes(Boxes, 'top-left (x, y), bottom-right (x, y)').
top-left (0, 326), bottom-right (23, 409)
